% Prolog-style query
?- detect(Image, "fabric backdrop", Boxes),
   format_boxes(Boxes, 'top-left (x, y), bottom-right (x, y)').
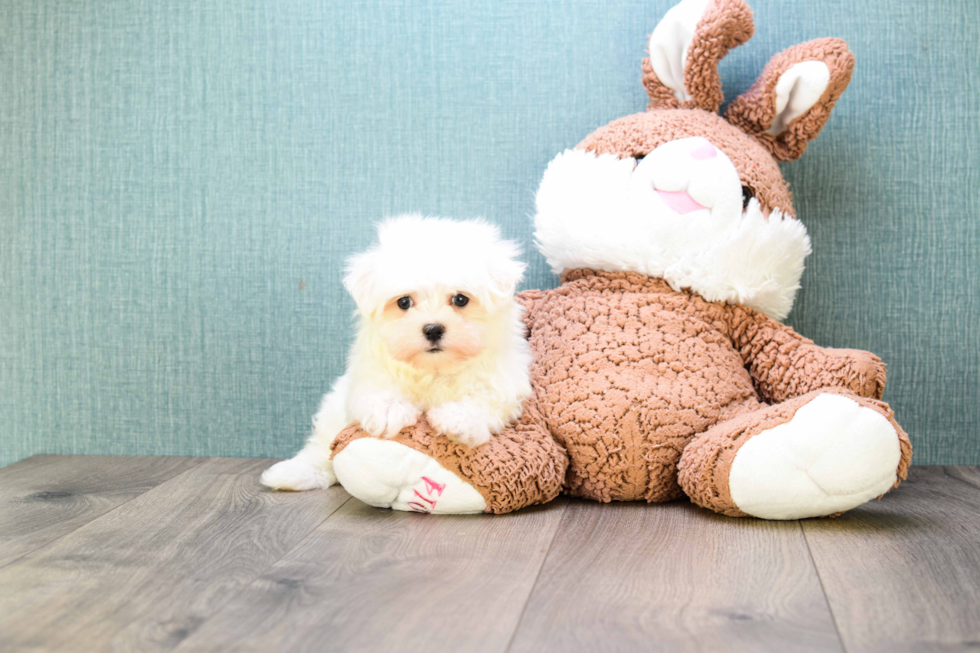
top-left (2, 0), bottom-right (978, 467)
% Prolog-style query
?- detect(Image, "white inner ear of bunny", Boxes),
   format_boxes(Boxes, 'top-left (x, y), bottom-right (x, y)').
top-left (768, 61), bottom-right (831, 136)
top-left (648, 0), bottom-right (710, 103)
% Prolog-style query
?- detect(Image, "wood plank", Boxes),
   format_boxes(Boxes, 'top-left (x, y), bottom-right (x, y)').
top-left (945, 465), bottom-right (980, 491)
top-left (803, 466), bottom-right (980, 653)
top-left (173, 497), bottom-right (569, 653)
top-left (0, 455), bottom-right (202, 568)
top-left (508, 500), bottom-right (843, 653)
top-left (0, 458), bottom-right (348, 653)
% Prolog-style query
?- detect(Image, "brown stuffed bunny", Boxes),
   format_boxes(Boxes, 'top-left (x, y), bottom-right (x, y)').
top-left (330, 0), bottom-right (911, 519)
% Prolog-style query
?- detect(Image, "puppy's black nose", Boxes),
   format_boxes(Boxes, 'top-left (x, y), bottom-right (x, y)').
top-left (422, 323), bottom-right (445, 343)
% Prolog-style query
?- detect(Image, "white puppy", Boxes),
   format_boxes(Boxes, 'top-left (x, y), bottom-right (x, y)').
top-left (261, 215), bottom-right (532, 491)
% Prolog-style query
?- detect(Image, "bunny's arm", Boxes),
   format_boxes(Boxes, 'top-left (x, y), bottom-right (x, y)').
top-left (724, 305), bottom-right (886, 404)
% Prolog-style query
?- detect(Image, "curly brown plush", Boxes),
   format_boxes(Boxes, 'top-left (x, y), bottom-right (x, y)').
top-left (331, 0), bottom-right (911, 519)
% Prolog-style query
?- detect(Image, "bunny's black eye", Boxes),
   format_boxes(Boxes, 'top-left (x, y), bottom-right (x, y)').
top-left (741, 185), bottom-right (755, 209)
top-left (397, 296), bottom-right (413, 310)
top-left (451, 293), bottom-right (469, 308)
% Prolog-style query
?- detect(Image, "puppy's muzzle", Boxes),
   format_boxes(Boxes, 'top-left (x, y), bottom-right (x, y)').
top-left (422, 323), bottom-right (445, 344)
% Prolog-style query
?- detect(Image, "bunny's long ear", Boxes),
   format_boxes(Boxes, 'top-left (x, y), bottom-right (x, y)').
top-left (642, 0), bottom-right (754, 113)
top-left (726, 38), bottom-right (855, 162)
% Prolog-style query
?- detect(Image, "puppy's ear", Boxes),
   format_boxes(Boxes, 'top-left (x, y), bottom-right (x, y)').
top-left (342, 249), bottom-right (383, 318)
top-left (484, 239), bottom-right (526, 305)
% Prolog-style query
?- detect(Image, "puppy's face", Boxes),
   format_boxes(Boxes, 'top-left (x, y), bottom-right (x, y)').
top-left (374, 286), bottom-right (490, 372)
top-left (344, 217), bottom-right (527, 372)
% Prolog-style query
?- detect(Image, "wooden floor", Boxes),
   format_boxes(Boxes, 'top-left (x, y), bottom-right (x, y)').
top-left (0, 457), bottom-right (978, 652)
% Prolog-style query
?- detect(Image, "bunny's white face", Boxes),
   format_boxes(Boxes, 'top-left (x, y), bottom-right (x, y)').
top-left (533, 137), bottom-right (811, 321)
top-left (531, 0), bottom-right (855, 321)
top-left (628, 136), bottom-right (745, 222)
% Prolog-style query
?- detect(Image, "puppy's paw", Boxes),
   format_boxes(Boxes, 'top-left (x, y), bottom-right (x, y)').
top-left (261, 456), bottom-right (336, 491)
top-left (360, 400), bottom-right (421, 439)
top-left (428, 403), bottom-right (494, 448)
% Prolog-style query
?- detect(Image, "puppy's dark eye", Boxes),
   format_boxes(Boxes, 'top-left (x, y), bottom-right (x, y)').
top-left (396, 296), bottom-right (413, 310)
top-left (741, 185), bottom-right (755, 210)
top-left (451, 293), bottom-right (469, 308)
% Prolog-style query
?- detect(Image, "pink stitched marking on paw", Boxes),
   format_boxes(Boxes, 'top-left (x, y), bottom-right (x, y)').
top-left (408, 501), bottom-right (432, 513)
top-left (422, 476), bottom-right (446, 497)
top-left (413, 489), bottom-right (436, 508)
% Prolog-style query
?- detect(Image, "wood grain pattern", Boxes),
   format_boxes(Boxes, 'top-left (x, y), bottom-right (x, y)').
top-left (173, 498), bottom-right (568, 653)
top-left (0, 458), bottom-right (347, 652)
top-left (945, 465), bottom-right (980, 491)
top-left (1, 458), bottom-right (978, 653)
top-left (508, 499), bottom-right (843, 653)
top-left (0, 455), bottom-right (201, 569)
top-left (803, 466), bottom-right (980, 653)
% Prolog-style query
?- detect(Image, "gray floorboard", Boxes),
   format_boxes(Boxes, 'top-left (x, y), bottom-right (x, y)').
top-left (507, 499), bottom-right (843, 653)
top-left (0, 455), bottom-right (201, 569)
top-left (174, 498), bottom-right (568, 653)
top-left (803, 466), bottom-right (980, 653)
top-left (1, 457), bottom-right (978, 652)
top-left (0, 458), bottom-right (346, 652)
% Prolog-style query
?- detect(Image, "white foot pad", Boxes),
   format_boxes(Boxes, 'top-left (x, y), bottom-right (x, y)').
top-left (333, 438), bottom-right (487, 514)
top-left (729, 393), bottom-right (902, 520)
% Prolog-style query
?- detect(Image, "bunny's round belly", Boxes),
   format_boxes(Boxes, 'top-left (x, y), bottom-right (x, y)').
top-left (529, 301), bottom-right (760, 502)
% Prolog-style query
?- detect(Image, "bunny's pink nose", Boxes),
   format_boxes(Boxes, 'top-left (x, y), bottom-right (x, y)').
top-left (690, 139), bottom-right (717, 160)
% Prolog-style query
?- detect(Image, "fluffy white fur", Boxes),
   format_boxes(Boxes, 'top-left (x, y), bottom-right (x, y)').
top-left (534, 147), bottom-right (812, 321)
top-left (261, 215), bottom-right (532, 492)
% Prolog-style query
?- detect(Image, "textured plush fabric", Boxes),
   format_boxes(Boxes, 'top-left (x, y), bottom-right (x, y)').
top-left (678, 387), bottom-right (912, 517)
top-left (518, 270), bottom-right (904, 504)
top-left (643, 0), bottom-right (755, 112)
top-left (334, 269), bottom-right (911, 514)
top-left (329, 0), bottom-right (915, 517)
top-left (1, 0), bottom-right (978, 468)
top-left (331, 402), bottom-right (567, 514)
top-left (726, 39), bottom-right (855, 162)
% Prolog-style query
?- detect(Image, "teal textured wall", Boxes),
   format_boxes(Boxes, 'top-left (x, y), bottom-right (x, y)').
top-left (2, 0), bottom-right (978, 467)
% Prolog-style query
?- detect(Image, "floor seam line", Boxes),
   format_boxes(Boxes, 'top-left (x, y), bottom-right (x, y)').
top-left (503, 500), bottom-right (570, 653)
top-left (800, 520), bottom-right (848, 653)
top-left (0, 457), bottom-right (208, 573)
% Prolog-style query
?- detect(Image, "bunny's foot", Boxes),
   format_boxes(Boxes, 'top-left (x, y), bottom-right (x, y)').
top-left (678, 389), bottom-right (912, 519)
